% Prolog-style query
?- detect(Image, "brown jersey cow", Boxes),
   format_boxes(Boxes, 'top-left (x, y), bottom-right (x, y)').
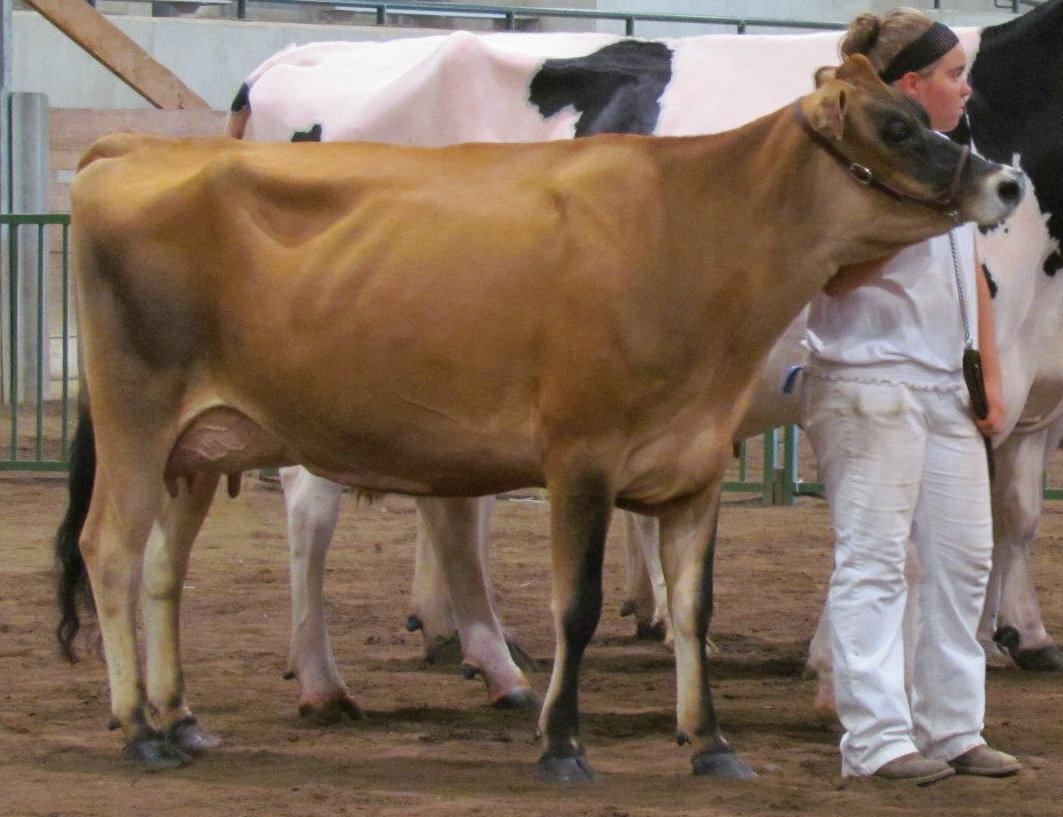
top-left (57, 56), bottom-right (1020, 779)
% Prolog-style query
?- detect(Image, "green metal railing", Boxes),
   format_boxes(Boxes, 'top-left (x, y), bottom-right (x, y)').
top-left (0, 213), bottom-right (75, 471)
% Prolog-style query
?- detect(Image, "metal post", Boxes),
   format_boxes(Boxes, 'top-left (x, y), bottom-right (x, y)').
top-left (5, 93), bottom-right (49, 405)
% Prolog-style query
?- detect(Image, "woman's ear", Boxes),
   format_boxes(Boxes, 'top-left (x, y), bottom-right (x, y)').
top-left (894, 71), bottom-right (921, 96)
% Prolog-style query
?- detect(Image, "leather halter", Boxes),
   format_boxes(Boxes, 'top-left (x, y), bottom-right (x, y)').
top-left (791, 100), bottom-right (968, 219)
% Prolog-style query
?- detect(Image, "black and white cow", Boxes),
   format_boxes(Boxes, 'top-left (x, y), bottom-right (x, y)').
top-left (227, 0), bottom-right (1063, 720)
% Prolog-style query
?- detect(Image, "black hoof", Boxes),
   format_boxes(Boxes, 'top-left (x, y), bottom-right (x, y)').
top-left (491, 687), bottom-right (541, 711)
top-left (993, 626), bottom-right (1063, 671)
top-left (1014, 645), bottom-right (1063, 672)
top-left (636, 619), bottom-right (667, 642)
top-left (124, 732), bottom-right (190, 769)
top-left (298, 695), bottom-right (367, 724)
top-left (538, 752), bottom-right (597, 783)
top-left (169, 719), bottom-right (223, 755)
top-left (691, 748), bottom-right (756, 779)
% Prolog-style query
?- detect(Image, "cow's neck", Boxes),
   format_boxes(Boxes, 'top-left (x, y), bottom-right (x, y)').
top-left (652, 105), bottom-right (957, 387)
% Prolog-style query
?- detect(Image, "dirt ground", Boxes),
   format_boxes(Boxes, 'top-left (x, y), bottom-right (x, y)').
top-left (2, 472), bottom-right (1062, 817)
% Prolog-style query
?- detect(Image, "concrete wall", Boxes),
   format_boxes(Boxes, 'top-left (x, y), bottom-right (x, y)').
top-left (11, 11), bottom-right (446, 111)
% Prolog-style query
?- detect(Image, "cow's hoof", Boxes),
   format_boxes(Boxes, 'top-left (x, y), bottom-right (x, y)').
top-left (298, 694), bottom-right (367, 724)
top-left (169, 718), bottom-right (222, 755)
top-left (491, 686), bottom-right (541, 711)
top-left (538, 752), bottom-right (597, 782)
top-left (1014, 645), bottom-right (1063, 672)
top-left (993, 626), bottom-right (1063, 671)
top-left (691, 748), bottom-right (756, 779)
top-left (635, 619), bottom-right (667, 641)
top-left (124, 732), bottom-right (190, 769)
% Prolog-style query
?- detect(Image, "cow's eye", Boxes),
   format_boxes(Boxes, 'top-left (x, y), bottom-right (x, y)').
top-left (883, 119), bottom-right (913, 144)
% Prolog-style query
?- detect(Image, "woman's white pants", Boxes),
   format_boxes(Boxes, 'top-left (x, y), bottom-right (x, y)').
top-left (802, 373), bottom-right (993, 777)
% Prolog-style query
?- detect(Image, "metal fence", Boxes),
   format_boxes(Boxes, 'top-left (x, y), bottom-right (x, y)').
top-left (0, 213), bottom-right (76, 472)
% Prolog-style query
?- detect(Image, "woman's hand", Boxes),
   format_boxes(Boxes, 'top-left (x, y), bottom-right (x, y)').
top-left (976, 382), bottom-right (1006, 438)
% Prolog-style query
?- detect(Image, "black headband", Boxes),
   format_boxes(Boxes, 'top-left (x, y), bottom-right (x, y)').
top-left (879, 22), bottom-right (960, 84)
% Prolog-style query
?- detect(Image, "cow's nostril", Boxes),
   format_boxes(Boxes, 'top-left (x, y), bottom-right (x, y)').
top-left (998, 174), bottom-right (1024, 206)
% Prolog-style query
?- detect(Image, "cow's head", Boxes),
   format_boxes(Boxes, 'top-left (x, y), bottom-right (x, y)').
top-left (800, 54), bottom-right (1023, 229)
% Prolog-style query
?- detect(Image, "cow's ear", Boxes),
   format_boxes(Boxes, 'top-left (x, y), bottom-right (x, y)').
top-left (813, 65), bottom-right (837, 89)
top-left (807, 83), bottom-right (847, 141)
top-left (835, 53), bottom-right (885, 90)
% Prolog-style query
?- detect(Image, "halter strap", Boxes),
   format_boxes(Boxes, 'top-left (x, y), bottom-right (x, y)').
top-left (791, 100), bottom-right (968, 215)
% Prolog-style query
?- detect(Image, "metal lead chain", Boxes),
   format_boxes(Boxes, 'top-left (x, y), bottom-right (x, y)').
top-left (948, 228), bottom-right (975, 350)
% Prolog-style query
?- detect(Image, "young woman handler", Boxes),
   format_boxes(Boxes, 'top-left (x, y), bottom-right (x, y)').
top-left (802, 7), bottom-right (1023, 786)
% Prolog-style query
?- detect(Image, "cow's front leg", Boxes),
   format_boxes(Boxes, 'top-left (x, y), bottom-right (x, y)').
top-left (537, 474), bottom-right (611, 782)
top-left (280, 467), bottom-right (365, 721)
top-left (419, 496), bottom-right (538, 709)
top-left (984, 427), bottom-right (1063, 670)
top-left (141, 473), bottom-right (224, 758)
top-left (659, 484), bottom-right (754, 779)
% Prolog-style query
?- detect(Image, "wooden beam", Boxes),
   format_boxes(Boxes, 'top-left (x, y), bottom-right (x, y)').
top-left (22, 0), bottom-right (210, 110)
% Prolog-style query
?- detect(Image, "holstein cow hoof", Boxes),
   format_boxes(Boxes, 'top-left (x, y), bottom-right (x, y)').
top-left (491, 686), bottom-right (541, 712)
top-left (169, 718), bottom-right (223, 755)
top-left (537, 752), bottom-right (597, 783)
top-left (1014, 645), bottom-right (1063, 672)
top-left (124, 732), bottom-right (191, 769)
top-left (298, 695), bottom-right (367, 724)
top-left (994, 626), bottom-right (1063, 671)
top-left (691, 748), bottom-right (757, 779)
top-left (635, 619), bottom-right (668, 642)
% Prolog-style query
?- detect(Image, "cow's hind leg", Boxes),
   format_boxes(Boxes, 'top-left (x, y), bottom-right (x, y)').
top-left (140, 473), bottom-right (224, 760)
top-left (537, 472), bottom-right (611, 782)
top-left (660, 483), bottom-right (753, 779)
top-left (983, 426), bottom-right (1063, 670)
top-left (419, 496), bottom-right (538, 709)
top-left (620, 511), bottom-right (670, 641)
top-left (280, 467), bottom-right (365, 721)
top-left (80, 456), bottom-right (180, 766)
top-left (408, 498), bottom-right (461, 659)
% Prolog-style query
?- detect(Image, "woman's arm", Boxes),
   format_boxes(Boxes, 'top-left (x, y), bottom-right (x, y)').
top-left (822, 257), bottom-right (890, 296)
top-left (974, 245), bottom-right (1005, 437)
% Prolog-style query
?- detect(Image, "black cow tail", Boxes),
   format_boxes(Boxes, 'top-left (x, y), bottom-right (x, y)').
top-left (55, 405), bottom-right (97, 663)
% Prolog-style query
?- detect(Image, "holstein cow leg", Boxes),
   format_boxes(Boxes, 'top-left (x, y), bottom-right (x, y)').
top-left (983, 427), bottom-right (1063, 670)
top-left (659, 483), bottom-right (753, 779)
top-left (141, 472), bottom-right (223, 756)
top-left (279, 467), bottom-right (366, 721)
top-left (537, 473), bottom-right (611, 783)
top-left (408, 497), bottom-right (462, 659)
top-left (418, 496), bottom-right (538, 709)
top-left (620, 511), bottom-right (670, 642)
